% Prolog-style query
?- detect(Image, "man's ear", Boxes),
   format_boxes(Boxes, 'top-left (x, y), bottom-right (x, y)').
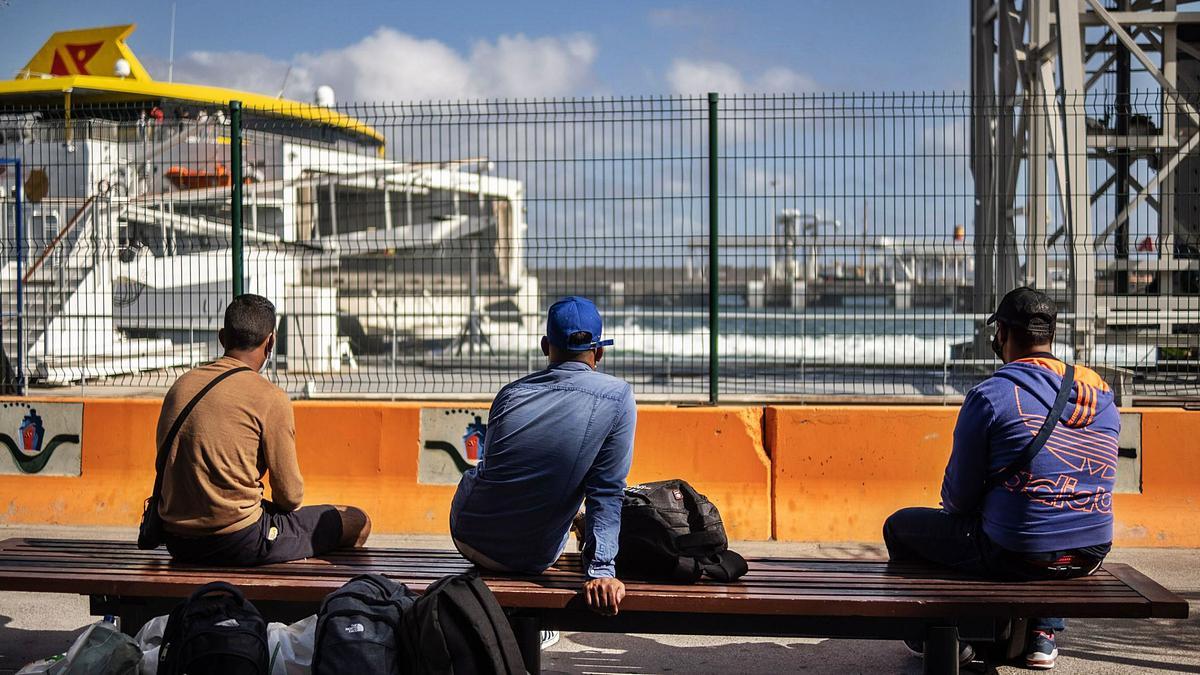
top-left (594, 346), bottom-right (604, 364)
top-left (995, 322), bottom-right (1006, 345)
top-left (264, 331), bottom-right (276, 356)
top-left (218, 328), bottom-right (227, 349)
top-left (541, 336), bottom-right (550, 357)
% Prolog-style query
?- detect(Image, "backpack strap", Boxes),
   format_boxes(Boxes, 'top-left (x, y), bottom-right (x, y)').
top-left (462, 574), bottom-right (526, 675)
top-left (408, 576), bottom-right (453, 673)
top-left (985, 363), bottom-right (1076, 491)
top-left (150, 366), bottom-right (252, 508)
top-left (669, 556), bottom-right (704, 583)
top-left (187, 580), bottom-right (248, 604)
top-left (699, 550), bottom-right (749, 582)
top-left (435, 575), bottom-right (526, 675)
top-left (676, 529), bottom-right (726, 551)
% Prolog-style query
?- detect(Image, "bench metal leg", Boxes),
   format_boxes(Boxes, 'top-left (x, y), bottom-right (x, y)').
top-left (509, 613), bottom-right (541, 674)
top-left (923, 625), bottom-right (959, 675)
top-left (90, 595), bottom-right (156, 637)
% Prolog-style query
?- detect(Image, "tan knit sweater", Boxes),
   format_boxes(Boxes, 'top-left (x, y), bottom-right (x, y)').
top-left (157, 356), bottom-right (304, 536)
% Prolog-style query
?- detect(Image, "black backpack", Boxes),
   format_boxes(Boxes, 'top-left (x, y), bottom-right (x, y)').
top-left (158, 581), bottom-right (270, 675)
top-left (613, 479), bottom-right (748, 583)
top-left (312, 573), bottom-right (415, 675)
top-left (402, 572), bottom-right (526, 675)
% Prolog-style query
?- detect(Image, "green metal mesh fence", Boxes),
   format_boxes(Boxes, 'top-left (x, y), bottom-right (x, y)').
top-left (0, 92), bottom-right (1196, 401)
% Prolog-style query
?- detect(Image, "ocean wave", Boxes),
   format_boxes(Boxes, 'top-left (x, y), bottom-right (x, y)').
top-left (482, 323), bottom-right (1157, 368)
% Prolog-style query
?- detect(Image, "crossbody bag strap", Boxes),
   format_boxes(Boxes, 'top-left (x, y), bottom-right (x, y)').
top-left (986, 363), bottom-right (1075, 491)
top-left (149, 366), bottom-right (252, 501)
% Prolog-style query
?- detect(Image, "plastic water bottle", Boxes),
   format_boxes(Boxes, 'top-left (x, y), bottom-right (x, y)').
top-left (103, 614), bottom-right (120, 631)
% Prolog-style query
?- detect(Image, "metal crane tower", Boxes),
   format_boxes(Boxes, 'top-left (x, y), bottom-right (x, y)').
top-left (971, 0), bottom-right (1200, 362)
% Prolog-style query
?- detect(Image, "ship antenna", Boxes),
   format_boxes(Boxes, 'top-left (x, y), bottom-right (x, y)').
top-left (168, 2), bottom-right (177, 82)
top-left (277, 65), bottom-right (293, 99)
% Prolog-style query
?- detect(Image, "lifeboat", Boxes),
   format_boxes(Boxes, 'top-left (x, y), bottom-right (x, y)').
top-left (165, 163), bottom-right (231, 189)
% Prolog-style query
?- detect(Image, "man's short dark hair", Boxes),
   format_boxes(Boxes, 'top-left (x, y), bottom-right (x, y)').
top-left (567, 331), bottom-right (595, 349)
top-left (1000, 321), bottom-right (1054, 351)
top-left (223, 294), bottom-right (276, 350)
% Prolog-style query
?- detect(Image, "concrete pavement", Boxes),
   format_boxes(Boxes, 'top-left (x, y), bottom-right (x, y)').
top-left (0, 526), bottom-right (1195, 674)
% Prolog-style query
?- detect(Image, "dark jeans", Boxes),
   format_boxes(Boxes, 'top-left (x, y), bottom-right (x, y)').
top-left (165, 500), bottom-right (344, 566)
top-left (883, 507), bottom-right (1110, 634)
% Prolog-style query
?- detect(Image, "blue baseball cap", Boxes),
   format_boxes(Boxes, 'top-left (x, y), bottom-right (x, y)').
top-left (546, 296), bottom-right (614, 352)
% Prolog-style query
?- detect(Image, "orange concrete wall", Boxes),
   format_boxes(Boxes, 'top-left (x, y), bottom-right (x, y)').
top-left (0, 398), bottom-right (160, 527)
top-left (1, 399), bottom-right (1193, 546)
top-left (628, 406), bottom-right (771, 540)
top-left (1110, 409), bottom-right (1200, 547)
top-left (0, 400), bottom-right (772, 541)
top-left (769, 405), bottom-right (1200, 547)
top-left (769, 406), bottom-right (959, 543)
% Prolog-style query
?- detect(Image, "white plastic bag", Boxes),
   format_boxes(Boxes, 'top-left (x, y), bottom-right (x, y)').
top-left (268, 615), bottom-right (317, 675)
top-left (133, 616), bottom-right (168, 675)
top-left (133, 613), bottom-right (316, 675)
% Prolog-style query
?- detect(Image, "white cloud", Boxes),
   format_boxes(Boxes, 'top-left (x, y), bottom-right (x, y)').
top-left (755, 67), bottom-right (818, 93)
top-left (465, 33), bottom-right (597, 99)
top-left (148, 50), bottom-right (293, 95)
top-left (666, 59), bottom-right (816, 94)
top-left (922, 119), bottom-right (969, 155)
top-left (159, 27), bottom-right (598, 102)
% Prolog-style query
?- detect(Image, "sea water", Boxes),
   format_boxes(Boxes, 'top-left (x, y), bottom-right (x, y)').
top-left (486, 305), bottom-right (1156, 369)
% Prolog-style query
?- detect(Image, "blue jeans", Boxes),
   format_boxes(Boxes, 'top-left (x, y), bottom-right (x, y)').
top-left (883, 507), bottom-right (1109, 633)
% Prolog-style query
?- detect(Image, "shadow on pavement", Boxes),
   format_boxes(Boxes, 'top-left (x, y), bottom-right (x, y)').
top-left (544, 632), bottom-right (1002, 675)
top-left (0, 615), bottom-right (86, 674)
top-left (1058, 614), bottom-right (1200, 674)
top-left (547, 615), bottom-right (1200, 675)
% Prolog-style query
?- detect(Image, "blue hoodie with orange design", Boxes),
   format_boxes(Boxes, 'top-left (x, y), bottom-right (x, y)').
top-left (941, 356), bottom-right (1120, 553)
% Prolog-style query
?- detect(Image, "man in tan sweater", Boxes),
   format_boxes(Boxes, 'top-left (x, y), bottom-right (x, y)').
top-left (158, 294), bottom-right (370, 565)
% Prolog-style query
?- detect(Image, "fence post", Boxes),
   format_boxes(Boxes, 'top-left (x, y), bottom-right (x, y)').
top-left (14, 158), bottom-right (25, 395)
top-left (707, 92), bottom-right (719, 405)
top-left (230, 100), bottom-right (245, 297)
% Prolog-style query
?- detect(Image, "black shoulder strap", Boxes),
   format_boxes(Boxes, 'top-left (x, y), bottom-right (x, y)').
top-left (699, 549), bottom-right (749, 582)
top-left (986, 363), bottom-right (1075, 490)
top-left (151, 366), bottom-right (252, 502)
top-left (463, 575), bottom-right (526, 674)
top-left (447, 575), bottom-right (526, 675)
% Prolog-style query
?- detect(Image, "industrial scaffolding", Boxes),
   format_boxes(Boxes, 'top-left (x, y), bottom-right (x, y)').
top-left (971, 0), bottom-right (1200, 366)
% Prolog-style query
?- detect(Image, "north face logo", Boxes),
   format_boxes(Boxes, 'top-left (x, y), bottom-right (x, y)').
top-left (345, 623), bottom-right (365, 634)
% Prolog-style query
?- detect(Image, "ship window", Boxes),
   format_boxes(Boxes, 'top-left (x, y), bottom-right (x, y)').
top-left (31, 212), bottom-right (59, 240)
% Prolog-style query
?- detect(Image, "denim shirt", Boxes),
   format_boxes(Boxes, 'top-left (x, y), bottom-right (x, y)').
top-left (449, 361), bottom-right (636, 578)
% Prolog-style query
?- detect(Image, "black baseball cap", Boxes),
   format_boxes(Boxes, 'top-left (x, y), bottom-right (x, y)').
top-left (987, 286), bottom-right (1057, 337)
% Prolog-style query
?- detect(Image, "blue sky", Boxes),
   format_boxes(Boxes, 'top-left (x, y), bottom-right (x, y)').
top-left (0, 1), bottom-right (969, 100)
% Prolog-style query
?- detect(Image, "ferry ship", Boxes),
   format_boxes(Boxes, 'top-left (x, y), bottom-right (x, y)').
top-left (0, 26), bottom-right (538, 386)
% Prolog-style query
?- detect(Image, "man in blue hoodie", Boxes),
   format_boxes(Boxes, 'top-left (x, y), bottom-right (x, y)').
top-left (883, 287), bottom-right (1119, 670)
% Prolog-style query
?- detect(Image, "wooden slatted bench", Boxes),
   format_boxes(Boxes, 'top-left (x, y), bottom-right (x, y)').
top-left (0, 538), bottom-right (1187, 675)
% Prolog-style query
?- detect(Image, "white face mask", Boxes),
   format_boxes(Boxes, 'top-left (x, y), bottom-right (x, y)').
top-left (261, 335), bottom-right (275, 373)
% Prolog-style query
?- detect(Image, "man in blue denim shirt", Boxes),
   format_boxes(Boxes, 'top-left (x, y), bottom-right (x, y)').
top-left (450, 296), bottom-right (636, 617)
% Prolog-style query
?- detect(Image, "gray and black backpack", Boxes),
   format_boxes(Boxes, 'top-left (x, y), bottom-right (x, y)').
top-left (312, 573), bottom-right (415, 675)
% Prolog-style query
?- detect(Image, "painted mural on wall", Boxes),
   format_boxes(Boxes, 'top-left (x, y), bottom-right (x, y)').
top-left (418, 408), bottom-right (488, 484)
top-left (0, 402), bottom-right (83, 476)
